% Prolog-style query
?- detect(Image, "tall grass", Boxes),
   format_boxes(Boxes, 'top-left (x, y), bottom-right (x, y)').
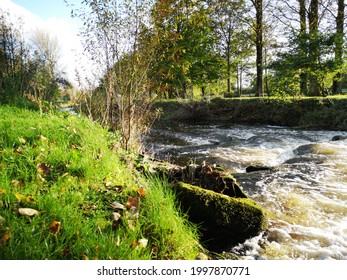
top-left (0, 105), bottom-right (201, 259)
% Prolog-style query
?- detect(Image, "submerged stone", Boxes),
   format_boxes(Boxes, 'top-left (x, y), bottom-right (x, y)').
top-left (246, 165), bottom-right (272, 173)
top-left (331, 135), bottom-right (346, 141)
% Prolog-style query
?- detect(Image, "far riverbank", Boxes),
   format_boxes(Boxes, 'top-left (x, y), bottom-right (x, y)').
top-left (153, 96), bottom-right (347, 131)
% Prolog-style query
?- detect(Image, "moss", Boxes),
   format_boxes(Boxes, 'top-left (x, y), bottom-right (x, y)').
top-left (174, 182), bottom-right (268, 250)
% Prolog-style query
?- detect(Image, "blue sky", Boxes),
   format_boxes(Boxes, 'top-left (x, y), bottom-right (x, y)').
top-left (11, 0), bottom-right (76, 20)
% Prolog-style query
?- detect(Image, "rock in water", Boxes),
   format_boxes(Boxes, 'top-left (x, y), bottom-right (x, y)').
top-left (174, 182), bottom-right (268, 250)
top-left (331, 135), bottom-right (346, 141)
top-left (246, 165), bottom-right (272, 173)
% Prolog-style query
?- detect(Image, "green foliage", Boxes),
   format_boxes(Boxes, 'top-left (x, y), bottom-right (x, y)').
top-left (0, 106), bottom-right (201, 259)
top-left (269, 31), bottom-right (337, 97)
top-left (150, 0), bottom-right (224, 98)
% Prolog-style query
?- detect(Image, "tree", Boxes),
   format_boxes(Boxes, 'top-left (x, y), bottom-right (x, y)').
top-left (0, 9), bottom-right (37, 103)
top-left (150, 0), bottom-right (222, 98)
top-left (332, 0), bottom-right (345, 94)
top-left (307, 0), bottom-right (320, 95)
top-left (70, 0), bottom-right (157, 150)
top-left (251, 0), bottom-right (263, 97)
top-left (299, 0), bottom-right (308, 95)
top-left (210, 0), bottom-right (253, 96)
top-left (31, 28), bottom-right (61, 78)
top-left (30, 28), bottom-right (62, 102)
top-left (268, 0), bottom-right (340, 96)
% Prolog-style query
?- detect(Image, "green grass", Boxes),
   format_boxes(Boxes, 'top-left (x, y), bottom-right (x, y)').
top-left (0, 105), bottom-right (201, 259)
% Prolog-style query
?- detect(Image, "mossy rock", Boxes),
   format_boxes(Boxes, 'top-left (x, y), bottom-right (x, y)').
top-left (174, 182), bottom-right (268, 250)
top-left (183, 164), bottom-right (248, 198)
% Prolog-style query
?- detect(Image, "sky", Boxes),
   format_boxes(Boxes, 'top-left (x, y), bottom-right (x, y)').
top-left (1, 0), bottom-right (89, 85)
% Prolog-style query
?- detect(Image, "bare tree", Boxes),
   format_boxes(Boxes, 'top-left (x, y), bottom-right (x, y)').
top-left (31, 28), bottom-right (61, 77)
top-left (70, 0), bottom-right (158, 151)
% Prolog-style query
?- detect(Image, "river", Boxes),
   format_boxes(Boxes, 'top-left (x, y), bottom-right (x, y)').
top-left (144, 123), bottom-right (347, 260)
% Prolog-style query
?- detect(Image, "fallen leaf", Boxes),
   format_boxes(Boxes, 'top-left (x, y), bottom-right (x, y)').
top-left (130, 240), bottom-right (139, 247)
top-left (11, 180), bottom-right (25, 188)
top-left (14, 147), bottom-right (24, 154)
top-left (18, 208), bottom-right (39, 216)
top-left (49, 221), bottom-right (61, 236)
top-left (0, 189), bottom-right (6, 195)
top-left (15, 193), bottom-right (35, 204)
top-left (138, 187), bottom-right (146, 198)
top-left (105, 181), bottom-right (113, 187)
top-left (115, 235), bottom-right (121, 246)
top-left (80, 254), bottom-right (89, 260)
top-left (37, 173), bottom-right (46, 182)
top-left (39, 135), bottom-right (48, 142)
top-left (0, 232), bottom-right (10, 247)
top-left (36, 163), bottom-right (50, 176)
top-left (138, 238), bottom-right (148, 248)
top-left (18, 137), bottom-right (26, 144)
top-left (110, 201), bottom-right (125, 211)
top-left (126, 197), bottom-right (139, 210)
top-left (110, 212), bottom-right (121, 221)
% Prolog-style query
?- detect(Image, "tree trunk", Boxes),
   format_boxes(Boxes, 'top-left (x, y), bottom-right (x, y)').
top-left (308, 0), bottom-right (319, 96)
top-left (332, 0), bottom-right (344, 95)
top-left (239, 61), bottom-right (243, 96)
top-left (299, 0), bottom-right (308, 95)
top-left (226, 28), bottom-right (232, 97)
top-left (252, 0), bottom-right (263, 97)
top-left (227, 49), bottom-right (231, 96)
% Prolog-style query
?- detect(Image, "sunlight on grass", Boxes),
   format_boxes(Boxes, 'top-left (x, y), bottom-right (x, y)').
top-left (0, 106), bottom-right (201, 259)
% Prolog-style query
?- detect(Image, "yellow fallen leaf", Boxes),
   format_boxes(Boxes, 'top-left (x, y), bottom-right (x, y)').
top-left (18, 208), bottom-right (39, 216)
top-left (37, 173), bottom-right (46, 182)
top-left (0, 189), bottom-right (6, 195)
top-left (11, 180), bottom-right (24, 188)
top-left (116, 235), bottom-right (121, 247)
top-left (18, 137), bottom-right (26, 144)
top-left (80, 254), bottom-right (89, 260)
top-left (15, 193), bottom-right (35, 204)
top-left (39, 135), bottom-right (48, 142)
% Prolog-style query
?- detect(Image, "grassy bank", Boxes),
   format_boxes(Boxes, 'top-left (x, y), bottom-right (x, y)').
top-left (154, 96), bottom-right (347, 130)
top-left (0, 106), bottom-right (201, 260)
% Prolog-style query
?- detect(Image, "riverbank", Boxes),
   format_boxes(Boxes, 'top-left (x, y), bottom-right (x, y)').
top-left (0, 105), bottom-right (202, 260)
top-left (154, 96), bottom-right (347, 130)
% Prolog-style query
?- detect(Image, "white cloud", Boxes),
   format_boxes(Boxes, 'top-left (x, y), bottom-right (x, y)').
top-left (1, 0), bottom-right (92, 86)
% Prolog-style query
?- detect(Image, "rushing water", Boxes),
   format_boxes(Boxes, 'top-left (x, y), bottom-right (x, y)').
top-left (145, 123), bottom-right (347, 260)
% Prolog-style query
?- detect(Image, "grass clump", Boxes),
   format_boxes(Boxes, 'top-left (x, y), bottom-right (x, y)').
top-left (0, 105), bottom-right (201, 259)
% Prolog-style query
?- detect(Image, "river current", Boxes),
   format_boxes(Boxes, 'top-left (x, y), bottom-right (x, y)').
top-left (145, 123), bottom-right (347, 260)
